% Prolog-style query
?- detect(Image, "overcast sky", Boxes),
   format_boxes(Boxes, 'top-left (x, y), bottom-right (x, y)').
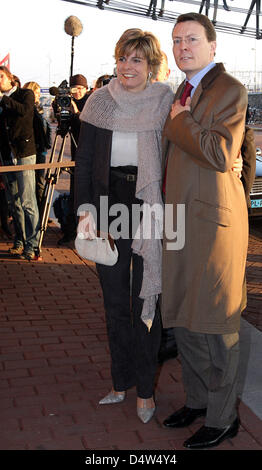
top-left (1, 0), bottom-right (261, 87)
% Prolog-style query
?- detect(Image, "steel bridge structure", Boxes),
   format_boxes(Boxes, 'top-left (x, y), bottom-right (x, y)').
top-left (62, 0), bottom-right (262, 40)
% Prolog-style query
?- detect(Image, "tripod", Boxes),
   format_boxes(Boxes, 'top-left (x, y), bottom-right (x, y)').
top-left (37, 125), bottom-right (76, 258)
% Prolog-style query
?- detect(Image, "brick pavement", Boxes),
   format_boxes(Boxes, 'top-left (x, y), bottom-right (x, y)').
top-left (0, 220), bottom-right (262, 451)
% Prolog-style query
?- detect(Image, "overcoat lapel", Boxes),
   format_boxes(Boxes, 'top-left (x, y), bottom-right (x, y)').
top-left (190, 84), bottom-right (203, 112)
top-left (175, 81), bottom-right (185, 101)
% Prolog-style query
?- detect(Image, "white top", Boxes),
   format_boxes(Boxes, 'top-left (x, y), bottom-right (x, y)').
top-left (110, 131), bottom-right (138, 167)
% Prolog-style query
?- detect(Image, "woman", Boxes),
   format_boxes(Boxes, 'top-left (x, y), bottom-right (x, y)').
top-left (23, 82), bottom-right (51, 210)
top-left (75, 28), bottom-right (174, 423)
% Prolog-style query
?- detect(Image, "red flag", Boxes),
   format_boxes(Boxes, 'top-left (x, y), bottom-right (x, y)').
top-left (0, 53), bottom-right (10, 70)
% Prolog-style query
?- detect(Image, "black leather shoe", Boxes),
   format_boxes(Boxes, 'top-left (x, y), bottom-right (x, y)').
top-left (183, 417), bottom-right (240, 449)
top-left (163, 406), bottom-right (207, 428)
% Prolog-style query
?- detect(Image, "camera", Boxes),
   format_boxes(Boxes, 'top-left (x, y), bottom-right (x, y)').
top-left (50, 80), bottom-right (72, 136)
top-left (56, 80), bottom-right (72, 109)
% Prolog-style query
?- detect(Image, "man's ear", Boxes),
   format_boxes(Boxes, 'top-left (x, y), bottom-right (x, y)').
top-left (211, 41), bottom-right (217, 58)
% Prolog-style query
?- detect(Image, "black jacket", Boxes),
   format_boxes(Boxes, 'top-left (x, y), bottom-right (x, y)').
top-left (0, 87), bottom-right (36, 161)
top-left (75, 121), bottom-right (112, 212)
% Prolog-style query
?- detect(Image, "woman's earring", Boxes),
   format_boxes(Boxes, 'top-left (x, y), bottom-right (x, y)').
top-left (147, 71), bottom-right (153, 83)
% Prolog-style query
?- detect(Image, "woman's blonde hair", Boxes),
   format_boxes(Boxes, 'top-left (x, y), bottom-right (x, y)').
top-left (114, 28), bottom-right (162, 79)
top-left (23, 81), bottom-right (40, 93)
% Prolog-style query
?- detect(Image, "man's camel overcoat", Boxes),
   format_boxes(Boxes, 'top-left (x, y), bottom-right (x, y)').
top-left (161, 63), bottom-right (248, 334)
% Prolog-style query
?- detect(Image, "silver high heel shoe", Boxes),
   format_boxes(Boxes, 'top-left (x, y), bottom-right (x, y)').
top-left (137, 398), bottom-right (156, 424)
top-left (99, 390), bottom-right (126, 405)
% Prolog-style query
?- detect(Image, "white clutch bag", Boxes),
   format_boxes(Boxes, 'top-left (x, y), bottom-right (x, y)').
top-left (75, 232), bottom-right (118, 266)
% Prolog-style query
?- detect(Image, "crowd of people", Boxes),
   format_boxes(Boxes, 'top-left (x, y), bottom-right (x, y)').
top-left (0, 66), bottom-right (108, 252)
top-left (0, 11), bottom-right (257, 449)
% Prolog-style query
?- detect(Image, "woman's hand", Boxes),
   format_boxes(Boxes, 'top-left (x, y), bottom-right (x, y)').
top-left (232, 153), bottom-right (243, 179)
top-left (77, 211), bottom-right (96, 240)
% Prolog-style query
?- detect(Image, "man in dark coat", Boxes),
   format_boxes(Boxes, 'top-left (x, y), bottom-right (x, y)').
top-left (0, 66), bottom-right (39, 259)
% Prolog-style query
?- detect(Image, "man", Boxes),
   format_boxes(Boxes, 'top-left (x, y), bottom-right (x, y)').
top-left (57, 74), bottom-right (90, 245)
top-left (161, 13), bottom-right (248, 449)
top-left (0, 66), bottom-right (39, 260)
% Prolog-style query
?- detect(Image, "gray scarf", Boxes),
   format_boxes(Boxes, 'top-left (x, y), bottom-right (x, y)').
top-left (80, 78), bottom-right (174, 330)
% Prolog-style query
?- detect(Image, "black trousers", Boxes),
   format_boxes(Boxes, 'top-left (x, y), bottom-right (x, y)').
top-left (96, 167), bottom-right (161, 398)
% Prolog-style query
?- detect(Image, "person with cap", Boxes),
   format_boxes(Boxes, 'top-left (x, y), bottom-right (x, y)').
top-left (57, 74), bottom-right (91, 246)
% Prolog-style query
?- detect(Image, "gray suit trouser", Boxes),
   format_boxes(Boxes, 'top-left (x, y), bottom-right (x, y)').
top-left (175, 327), bottom-right (239, 428)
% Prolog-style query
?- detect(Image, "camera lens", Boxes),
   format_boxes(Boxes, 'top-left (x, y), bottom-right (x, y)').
top-left (58, 96), bottom-right (71, 108)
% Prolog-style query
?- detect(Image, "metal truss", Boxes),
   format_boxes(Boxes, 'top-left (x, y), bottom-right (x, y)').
top-left (62, 0), bottom-right (262, 39)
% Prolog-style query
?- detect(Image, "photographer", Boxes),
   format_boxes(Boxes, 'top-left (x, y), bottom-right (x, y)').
top-left (0, 66), bottom-right (40, 260)
top-left (57, 74), bottom-right (90, 246)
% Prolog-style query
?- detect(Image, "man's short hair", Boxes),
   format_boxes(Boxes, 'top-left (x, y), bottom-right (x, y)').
top-left (174, 12), bottom-right (216, 42)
